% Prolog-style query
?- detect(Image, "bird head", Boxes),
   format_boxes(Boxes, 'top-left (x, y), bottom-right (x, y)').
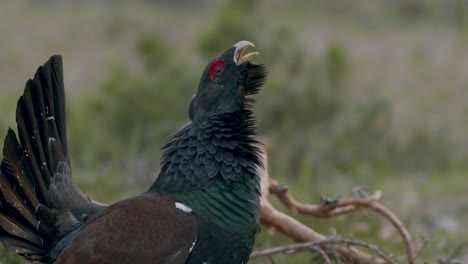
top-left (189, 41), bottom-right (268, 122)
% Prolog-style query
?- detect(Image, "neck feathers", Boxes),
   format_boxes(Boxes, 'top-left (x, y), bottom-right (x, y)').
top-left (150, 109), bottom-right (262, 194)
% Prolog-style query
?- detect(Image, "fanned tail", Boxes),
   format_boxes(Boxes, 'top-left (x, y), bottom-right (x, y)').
top-left (0, 56), bottom-right (67, 262)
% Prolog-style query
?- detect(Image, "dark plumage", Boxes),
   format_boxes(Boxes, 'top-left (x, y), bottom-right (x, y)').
top-left (0, 41), bottom-right (267, 263)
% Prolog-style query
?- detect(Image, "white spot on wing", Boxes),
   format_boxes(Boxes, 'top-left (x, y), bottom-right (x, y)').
top-left (175, 202), bottom-right (192, 213)
top-left (189, 239), bottom-right (197, 252)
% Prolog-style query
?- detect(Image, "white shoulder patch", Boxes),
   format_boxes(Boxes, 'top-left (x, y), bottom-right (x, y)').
top-left (175, 202), bottom-right (192, 213)
top-left (189, 239), bottom-right (197, 252)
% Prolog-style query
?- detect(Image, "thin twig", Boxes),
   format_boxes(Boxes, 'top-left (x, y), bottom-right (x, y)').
top-left (412, 236), bottom-right (431, 261)
top-left (269, 180), bottom-right (382, 217)
top-left (268, 180), bottom-right (414, 264)
top-left (312, 245), bottom-right (332, 264)
top-left (260, 200), bottom-right (388, 263)
top-left (256, 151), bottom-right (418, 263)
top-left (320, 192), bottom-right (414, 264)
top-left (251, 237), bottom-right (397, 263)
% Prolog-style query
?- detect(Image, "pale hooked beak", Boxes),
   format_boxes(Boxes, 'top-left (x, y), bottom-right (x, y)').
top-left (233, 40), bottom-right (260, 66)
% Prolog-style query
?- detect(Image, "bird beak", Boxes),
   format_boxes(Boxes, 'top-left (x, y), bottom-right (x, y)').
top-left (233, 40), bottom-right (260, 66)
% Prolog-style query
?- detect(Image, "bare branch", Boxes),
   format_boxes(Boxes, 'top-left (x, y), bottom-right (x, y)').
top-left (251, 241), bottom-right (333, 263)
top-left (251, 237), bottom-right (399, 263)
top-left (323, 188), bottom-right (414, 263)
top-left (313, 246), bottom-right (332, 264)
top-left (262, 180), bottom-right (416, 263)
top-left (256, 149), bottom-right (419, 263)
top-left (259, 199), bottom-right (388, 263)
top-left (266, 179), bottom-right (414, 264)
top-left (269, 180), bottom-right (382, 217)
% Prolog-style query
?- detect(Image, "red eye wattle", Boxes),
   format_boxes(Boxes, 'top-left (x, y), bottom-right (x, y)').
top-left (208, 59), bottom-right (224, 80)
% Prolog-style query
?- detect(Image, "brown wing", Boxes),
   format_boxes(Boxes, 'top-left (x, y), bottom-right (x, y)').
top-left (56, 194), bottom-right (198, 264)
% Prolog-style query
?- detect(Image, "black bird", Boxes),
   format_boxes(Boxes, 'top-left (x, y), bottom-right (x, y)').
top-left (0, 41), bottom-right (267, 263)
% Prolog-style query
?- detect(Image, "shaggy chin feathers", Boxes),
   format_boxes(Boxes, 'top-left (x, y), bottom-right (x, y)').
top-left (242, 63), bottom-right (268, 96)
top-left (239, 63), bottom-right (268, 109)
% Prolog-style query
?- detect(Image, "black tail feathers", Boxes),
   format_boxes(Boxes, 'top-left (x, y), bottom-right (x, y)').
top-left (0, 55), bottom-right (67, 262)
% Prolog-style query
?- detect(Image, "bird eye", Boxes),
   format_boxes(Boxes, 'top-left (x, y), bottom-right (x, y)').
top-left (214, 66), bottom-right (223, 75)
top-left (208, 59), bottom-right (225, 80)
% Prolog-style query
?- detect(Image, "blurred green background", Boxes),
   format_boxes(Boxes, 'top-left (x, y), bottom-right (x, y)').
top-left (1, 0), bottom-right (468, 263)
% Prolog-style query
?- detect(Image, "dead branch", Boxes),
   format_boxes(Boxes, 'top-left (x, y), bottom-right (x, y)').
top-left (313, 245), bottom-right (332, 264)
top-left (256, 150), bottom-right (416, 264)
top-left (259, 195), bottom-right (387, 264)
top-left (269, 179), bottom-right (383, 217)
top-left (251, 241), bottom-right (333, 263)
top-left (250, 237), bottom-right (398, 263)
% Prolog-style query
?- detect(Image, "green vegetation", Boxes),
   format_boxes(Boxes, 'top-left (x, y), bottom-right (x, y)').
top-left (1, 0), bottom-right (468, 262)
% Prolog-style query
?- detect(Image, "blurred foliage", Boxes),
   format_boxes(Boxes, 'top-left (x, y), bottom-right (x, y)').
top-left (70, 4), bottom-right (398, 178)
top-left (197, 0), bottom-right (258, 59)
top-left (70, 35), bottom-right (197, 168)
top-left (73, 0), bottom-right (455, 177)
top-left (0, 248), bottom-right (22, 264)
top-left (1, 0), bottom-right (468, 262)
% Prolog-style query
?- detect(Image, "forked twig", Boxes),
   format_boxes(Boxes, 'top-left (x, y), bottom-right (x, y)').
top-left (251, 237), bottom-right (399, 263)
top-left (256, 150), bottom-right (416, 263)
top-left (269, 180), bottom-right (383, 217)
top-left (268, 181), bottom-right (415, 264)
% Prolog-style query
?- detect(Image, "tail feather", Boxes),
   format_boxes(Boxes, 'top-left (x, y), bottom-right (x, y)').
top-left (0, 212), bottom-right (43, 247)
top-left (0, 236), bottom-right (46, 256)
top-left (0, 55), bottom-right (66, 261)
top-left (15, 98), bottom-right (51, 205)
top-left (2, 129), bottom-right (41, 210)
top-left (35, 204), bottom-right (57, 227)
top-left (34, 57), bottom-right (67, 157)
top-left (0, 167), bottom-right (38, 229)
top-left (0, 55), bottom-right (105, 262)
